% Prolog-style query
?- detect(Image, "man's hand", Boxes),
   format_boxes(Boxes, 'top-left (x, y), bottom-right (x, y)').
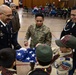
top-left (24, 41), bottom-right (28, 46)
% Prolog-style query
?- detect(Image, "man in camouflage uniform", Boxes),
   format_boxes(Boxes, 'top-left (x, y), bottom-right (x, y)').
top-left (24, 13), bottom-right (52, 70)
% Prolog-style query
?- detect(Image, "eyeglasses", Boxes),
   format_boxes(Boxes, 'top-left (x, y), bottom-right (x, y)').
top-left (2, 13), bottom-right (13, 18)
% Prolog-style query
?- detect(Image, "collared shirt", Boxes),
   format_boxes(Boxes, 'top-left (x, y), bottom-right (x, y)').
top-left (0, 20), bottom-right (6, 27)
top-left (60, 20), bottom-right (76, 38)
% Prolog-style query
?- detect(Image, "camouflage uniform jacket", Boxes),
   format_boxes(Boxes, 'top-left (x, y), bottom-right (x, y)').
top-left (25, 24), bottom-right (52, 48)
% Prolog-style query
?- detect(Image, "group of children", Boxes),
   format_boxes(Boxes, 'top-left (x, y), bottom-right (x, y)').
top-left (27, 35), bottom-right (76, 75)
top-left (0, 34), bottom-right (76, 75)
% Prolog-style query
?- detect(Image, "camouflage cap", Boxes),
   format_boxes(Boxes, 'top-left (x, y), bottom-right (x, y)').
top-left (36, 44), bottom-right (53, 62)
top-left (55, 35), bottom-right (76, 49)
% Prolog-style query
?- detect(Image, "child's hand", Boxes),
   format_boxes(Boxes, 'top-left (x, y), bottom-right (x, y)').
top-left (36, 43), bottom-right (42, 47)
top-left (52, 47), bottom-right (59, 55)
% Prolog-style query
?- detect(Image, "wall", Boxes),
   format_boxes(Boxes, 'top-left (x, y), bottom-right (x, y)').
top-left (0, 0), bottom-right (4, 5)
top-left (13, 0), bottom-right (19, 6)
top-left (23, 0), bottom-right (76, 8)
top-left (0, 0), bottom-right (74, 8)
top-left (23, 0), bottom-right (59, 8)
top-left (32, 0), bottom-right (50, 7)
top-left (68, 0), bottom-right (75, 7)
top-left (23, 0), bottom-right (32, 8)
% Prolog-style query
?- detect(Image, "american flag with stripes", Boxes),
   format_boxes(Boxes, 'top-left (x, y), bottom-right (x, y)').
top-left (16, 48), bottom-right (36, 62)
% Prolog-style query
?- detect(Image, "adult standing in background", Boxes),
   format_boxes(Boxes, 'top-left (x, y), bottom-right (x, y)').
top-left (10, 3), bottom-right (21, 49)
top-left (0, 4), bottom-right (21, 50)
top-left (4, 0), bottom-right (10, 6)
top-left (24, 13), bottom-right (52, 71)
top-left (60, 7), bottom-right (76, 75)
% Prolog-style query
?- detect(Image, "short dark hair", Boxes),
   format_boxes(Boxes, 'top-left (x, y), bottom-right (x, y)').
top-left (29, 69), bottom-right (49, 75)
top-left (35, 13), bottom-right (44, 19)
top-left (37, 59), bottom-right (51, 66)
top-left (71, 6), bottom-right (76, 10)
top-left (0, 48), bottom-right (16, 68)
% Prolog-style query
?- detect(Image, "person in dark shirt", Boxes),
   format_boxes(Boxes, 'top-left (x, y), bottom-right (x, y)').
top-left (60, 6), bottom-right (76, 75)
top-left (0, 4), bottom-right (21, 50)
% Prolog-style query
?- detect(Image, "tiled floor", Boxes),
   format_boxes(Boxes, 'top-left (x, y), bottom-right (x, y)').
top-left (16, 8), bottom-right (70, 75)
